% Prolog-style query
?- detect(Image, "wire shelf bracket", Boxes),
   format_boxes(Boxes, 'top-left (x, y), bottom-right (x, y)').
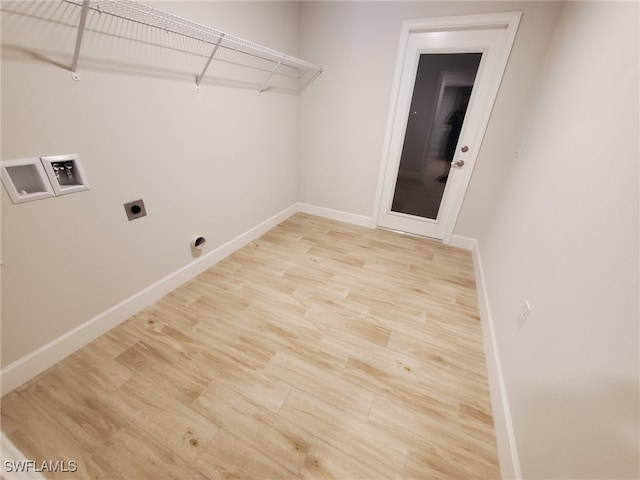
top-left (195, 34), bottom-right (224, 90)
top-left (70, 0), bottom-right (91, 81)
top-left (259, 58), bottom-right (283, 94)
top-left (66, 0), bottom-right (323, 92)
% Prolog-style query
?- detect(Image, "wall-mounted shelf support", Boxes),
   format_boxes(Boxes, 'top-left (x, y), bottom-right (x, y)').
top-left (70, 0), bottom-right (91, 81)
top-left (300, 68), bottom-right (324, 92)
top-left (196, 34), bottom-right (225, 90)
top-left (259, 58), bottom-right (284, 94)
top-left (65, 0), bottom-right (323, 93)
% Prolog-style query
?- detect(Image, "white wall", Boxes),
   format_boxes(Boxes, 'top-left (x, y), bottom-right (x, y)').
top-left (298, 2), bottom-right (638, 477)
top-left (298, 1), bottom-right (563, 222)
top-left (297, 2), bottom-right (563, 475)
top-left (477, 1), bottom-right (639, 478)
top-left (1, 1), bottom-right (301, 367)
top-left (3, 1), bottom-right (638, 478)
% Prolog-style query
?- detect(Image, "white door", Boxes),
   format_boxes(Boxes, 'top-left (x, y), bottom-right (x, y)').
top-left (376, 14), bottom-right (520, 241)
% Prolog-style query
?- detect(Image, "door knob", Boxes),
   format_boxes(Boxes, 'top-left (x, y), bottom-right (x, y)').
top-left (461, 145), bottom-right (469, 153)
top-left (452, 159), bottom-right (465, 168)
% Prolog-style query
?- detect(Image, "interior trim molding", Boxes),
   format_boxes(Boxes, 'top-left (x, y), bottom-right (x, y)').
top-left (0, 203), bottom-right (372, 394)
top-left (296, 203), bottom-right (375, 228)
top-left (0, 204), bottom-right (298, 395)
top-left (372, 12), bottom-right (522, 243)
top-left (446, 234), bottom-right (476, 250)
top-left (1, 203), bottom-right (519, 480)
top-left (436, 232), bottom-right (522, 478)
top-left (470, 237), bottom-right (522, 480)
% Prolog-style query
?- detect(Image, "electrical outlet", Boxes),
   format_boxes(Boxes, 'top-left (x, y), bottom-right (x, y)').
top-left (124, 199), bottom-right (147, 221)
top-left (517, 300), bottom-right (532, 329)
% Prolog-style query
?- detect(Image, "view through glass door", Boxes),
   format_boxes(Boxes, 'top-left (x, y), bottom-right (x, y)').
top-left (390, 53), bottom-right (481, 220)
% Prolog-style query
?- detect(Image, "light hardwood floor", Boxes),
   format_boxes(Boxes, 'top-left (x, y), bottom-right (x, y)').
top-left (1, 213), bottom-right (499, 479)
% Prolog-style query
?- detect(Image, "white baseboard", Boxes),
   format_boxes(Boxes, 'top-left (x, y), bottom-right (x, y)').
top-left (447, 234), bottom-right (476, 250)
top-left (0, 204), bottom-right (298, 395)
top-left (1, 204), bottom-right (520, 480)
top-left (296, 203), bottom-right (375, 228)
top-left (470, 237), bottom-right (522, 480)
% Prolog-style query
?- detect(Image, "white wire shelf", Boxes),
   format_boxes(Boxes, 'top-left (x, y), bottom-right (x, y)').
top-left (65, 0), bottom-right (323, 92)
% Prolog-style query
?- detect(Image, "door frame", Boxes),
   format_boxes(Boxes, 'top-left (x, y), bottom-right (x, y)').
top-left (374, 12), bottom-right (521, 243)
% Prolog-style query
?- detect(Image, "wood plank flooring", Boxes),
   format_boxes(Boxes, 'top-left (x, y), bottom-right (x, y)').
top-left (1, 213), bottom-right (499, 479)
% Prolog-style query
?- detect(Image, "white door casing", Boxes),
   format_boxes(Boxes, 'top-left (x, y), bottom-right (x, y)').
top-left (375, 13), bottom-right (521, 241)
